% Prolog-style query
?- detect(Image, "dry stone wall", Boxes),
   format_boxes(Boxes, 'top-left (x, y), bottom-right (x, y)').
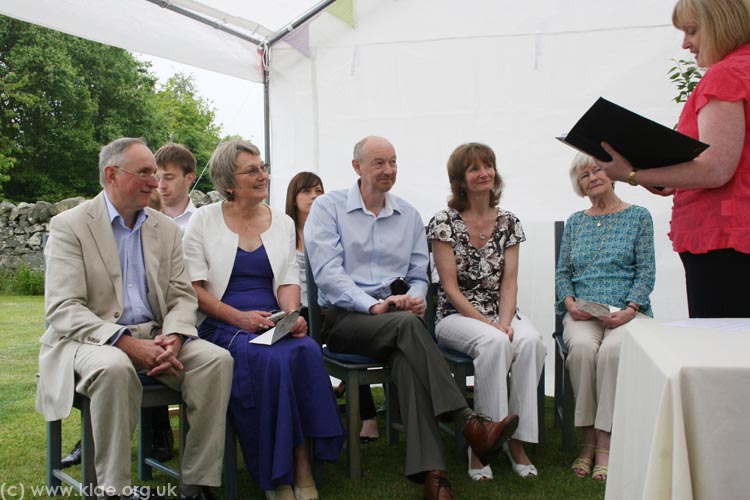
top-left (0, 191), bottom-right (221, 273)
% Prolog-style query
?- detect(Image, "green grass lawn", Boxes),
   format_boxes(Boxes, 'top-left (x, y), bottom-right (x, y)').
top-left (0, 295), bottom-right (603, 499)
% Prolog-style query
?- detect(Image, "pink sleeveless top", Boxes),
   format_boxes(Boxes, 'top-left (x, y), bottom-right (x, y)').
top-left (670, 44), bottom-right (750, 254)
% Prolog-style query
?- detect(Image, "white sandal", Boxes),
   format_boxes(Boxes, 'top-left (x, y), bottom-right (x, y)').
top-left (503, 442), bottom-right (538, 478)
top-left (467, 446), bottom-right (493, 481)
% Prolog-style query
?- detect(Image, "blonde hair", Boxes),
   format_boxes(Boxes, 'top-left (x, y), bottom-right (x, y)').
top-left (672, 0), bottom-right (750, 66)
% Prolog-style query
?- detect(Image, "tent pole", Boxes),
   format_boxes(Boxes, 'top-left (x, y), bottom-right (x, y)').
top-left (148, 0), bottom-right (336, 200)
top-left (263, 51), bottom-right (271, 172)
top-left (267, 0), bottom-right (337, 46)
top-left (144, 0), bottom-right (263, 45)
top-left (262, 0), bottom-right (335, 196)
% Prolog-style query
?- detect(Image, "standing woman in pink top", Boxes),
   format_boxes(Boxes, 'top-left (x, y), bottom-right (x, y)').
top-left (598, 0), bottom-right (750, 318)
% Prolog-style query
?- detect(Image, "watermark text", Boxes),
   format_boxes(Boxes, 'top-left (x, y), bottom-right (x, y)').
top-left (1, 482), bottom-right (178, 499)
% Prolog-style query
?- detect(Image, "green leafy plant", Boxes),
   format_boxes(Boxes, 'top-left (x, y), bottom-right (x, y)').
top-left (0, 263), bottom-right (44, 295)
top-left (668, 58), bottom-right (704, 103)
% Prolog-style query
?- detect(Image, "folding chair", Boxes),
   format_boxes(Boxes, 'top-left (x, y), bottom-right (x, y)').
top-left (304, 252), bottom-right (400, 479)
top-left (425, 236), bottom-right (546, 460)
top-left (552, 220), bottom-right (575, 451)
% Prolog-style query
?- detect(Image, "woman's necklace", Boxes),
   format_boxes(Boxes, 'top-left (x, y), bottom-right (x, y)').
top-left (464, 210), bottom-right (496, 241)
top-left (227, 202), bottom-right (263, 234)
top-left (589, 200), bottom-right (624, 227)
top-left (234, 214), bottom-right (255, 233)
top-left (569, 209), bottom-right (622, 277)
top-left (242, 220), bottom-right (254, 232)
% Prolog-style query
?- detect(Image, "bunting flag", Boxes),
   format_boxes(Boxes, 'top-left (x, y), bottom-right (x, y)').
top-left (326, 0), bottom-right (356, 28)
top-left (282, 23), bottom-right (312, 58)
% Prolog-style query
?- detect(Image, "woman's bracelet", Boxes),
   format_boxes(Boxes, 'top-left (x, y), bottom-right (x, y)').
top-left (626, 303), bottom-right (639, 313)
top-left (215, 300), bottom-right (223, 318)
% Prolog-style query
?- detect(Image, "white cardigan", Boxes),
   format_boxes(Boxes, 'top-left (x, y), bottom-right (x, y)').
top-left (183, 201), bottom-right (299, 322)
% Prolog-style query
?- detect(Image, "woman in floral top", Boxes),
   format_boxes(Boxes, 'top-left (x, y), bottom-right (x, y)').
top-left (427, 143), bottom-right (546, 480)
top-left (555, 152), bottom-right (655, 482)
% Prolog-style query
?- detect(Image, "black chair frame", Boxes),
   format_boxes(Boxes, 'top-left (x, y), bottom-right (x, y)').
top-left (552, 220), bottom-right (575, 452)
top-left (304, 252), bottom-right (400, 480)
top-left (45, 377), bottom-right (241, 500)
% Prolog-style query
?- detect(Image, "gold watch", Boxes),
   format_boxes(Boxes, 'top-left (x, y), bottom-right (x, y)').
top-left (628, 169), bottom-right (639, 186)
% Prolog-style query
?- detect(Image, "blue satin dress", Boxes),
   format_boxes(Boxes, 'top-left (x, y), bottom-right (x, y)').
top-left (198, 246), bottom-right (344, 490)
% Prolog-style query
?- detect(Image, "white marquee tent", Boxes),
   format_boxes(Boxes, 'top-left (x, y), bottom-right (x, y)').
top-left (0, 0), bottom-right (692, 385)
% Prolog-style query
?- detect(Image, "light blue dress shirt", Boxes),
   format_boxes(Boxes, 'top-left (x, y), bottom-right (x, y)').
top-left (304, 181), bottom-right (429, 313)
top-left (103, 192), bottom-right (154, 343)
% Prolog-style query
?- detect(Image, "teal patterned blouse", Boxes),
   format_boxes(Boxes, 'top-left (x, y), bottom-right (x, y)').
top-left (555, 205), bottom-right (655, 316)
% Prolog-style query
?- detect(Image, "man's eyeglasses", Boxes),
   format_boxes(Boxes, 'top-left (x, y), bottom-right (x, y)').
top-left (114, 165), bottom-right (161, 182)
top-left (235, 164), bottom-right (269, 177)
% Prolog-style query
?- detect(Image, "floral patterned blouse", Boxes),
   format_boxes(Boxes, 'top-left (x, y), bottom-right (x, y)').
top-left (427, 207), bottom-right (525, 323)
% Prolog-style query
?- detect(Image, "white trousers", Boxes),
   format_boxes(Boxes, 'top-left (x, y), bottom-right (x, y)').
top-left (562, 313), bottom-right (644, 432)
top-left (435, 312), bottom-right (546, 443)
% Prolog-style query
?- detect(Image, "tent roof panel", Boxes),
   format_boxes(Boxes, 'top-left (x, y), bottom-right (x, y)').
top-left (0, 0), bottom-right (326, 81)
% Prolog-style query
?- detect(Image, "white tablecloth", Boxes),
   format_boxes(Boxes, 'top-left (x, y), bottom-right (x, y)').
top-left (605, 318), bottom-right (750, 500)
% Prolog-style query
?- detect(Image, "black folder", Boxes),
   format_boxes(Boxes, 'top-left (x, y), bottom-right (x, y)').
top-left (557, 97), bottom-right (709, 169)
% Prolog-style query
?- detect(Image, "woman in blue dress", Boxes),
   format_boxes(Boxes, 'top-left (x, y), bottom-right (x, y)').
top-left (183, 139), bottom-right (344, 500)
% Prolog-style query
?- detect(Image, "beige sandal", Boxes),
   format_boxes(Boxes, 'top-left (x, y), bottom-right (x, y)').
top-left (293, 475), bottom-right (319, 500)
top-left (592, 448), bottom-right (609, 481)
top-left (266, 485), bottom-right (295, 500)
top-left (571, 443), bottom-right (595, 478)
top-left (293, 484), bottom-right (319, 500)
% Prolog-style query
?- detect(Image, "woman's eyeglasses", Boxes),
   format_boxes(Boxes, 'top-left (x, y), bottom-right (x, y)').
top-left (235, 164), bottom-right (269, 177)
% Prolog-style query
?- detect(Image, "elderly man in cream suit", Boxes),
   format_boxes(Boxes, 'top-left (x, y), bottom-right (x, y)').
top-left (37, 137), bottom-right (233, 500)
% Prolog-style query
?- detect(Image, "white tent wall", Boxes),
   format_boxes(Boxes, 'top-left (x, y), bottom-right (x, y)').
top-left (268, 0), bottom-right (691, 392)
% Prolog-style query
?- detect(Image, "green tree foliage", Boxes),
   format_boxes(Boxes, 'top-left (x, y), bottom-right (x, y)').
top-left (149, 74), bottom-right (223, 193)
top-left (0, 15), bottom-right (222, 202)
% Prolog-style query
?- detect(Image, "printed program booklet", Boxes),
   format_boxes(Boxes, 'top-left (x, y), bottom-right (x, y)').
top-left (250, 309), bottom-right (301, 345)
top-left (575, 298), bottom-right (621, 318)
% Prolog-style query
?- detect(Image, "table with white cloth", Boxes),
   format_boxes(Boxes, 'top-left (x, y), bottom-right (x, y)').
top-left (605, 317), bottom-right (750, 500)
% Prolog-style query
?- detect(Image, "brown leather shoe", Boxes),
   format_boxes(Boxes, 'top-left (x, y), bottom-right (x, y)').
top-left (424, 471), bottom-right (456, 500)
top-left (462, 413), bottom-right (519, 466)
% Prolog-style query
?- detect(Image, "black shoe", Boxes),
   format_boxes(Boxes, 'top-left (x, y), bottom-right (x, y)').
top-left (60, 440), bottom-right (82, 469)
top-left (132, 486), bottom-right (166, 500)
top-left (150, 428), bottom-right (174, 463)
top-left (99, 486), bottom-right (165, 500)
top-left (97, 486), bottom-right (166, 500)
top-left (178, 486), bottom-right (218, 500)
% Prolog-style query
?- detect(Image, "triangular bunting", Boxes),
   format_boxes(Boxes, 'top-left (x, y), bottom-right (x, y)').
top-left (282, 23), bottom-right (312, 58)
top-left (326, 0), bottom-right (356, 28)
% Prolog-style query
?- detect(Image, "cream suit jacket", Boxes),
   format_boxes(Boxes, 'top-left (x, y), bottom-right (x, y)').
top-left (36, 192), bottom-right (199, 421)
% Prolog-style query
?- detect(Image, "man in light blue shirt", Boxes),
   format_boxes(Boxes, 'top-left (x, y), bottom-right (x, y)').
top-left (305, 136), bottom-right (519, 500)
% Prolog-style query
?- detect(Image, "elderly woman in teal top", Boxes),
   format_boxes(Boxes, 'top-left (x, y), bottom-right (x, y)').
top-left (555, 152), bottom-right (655, 482)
